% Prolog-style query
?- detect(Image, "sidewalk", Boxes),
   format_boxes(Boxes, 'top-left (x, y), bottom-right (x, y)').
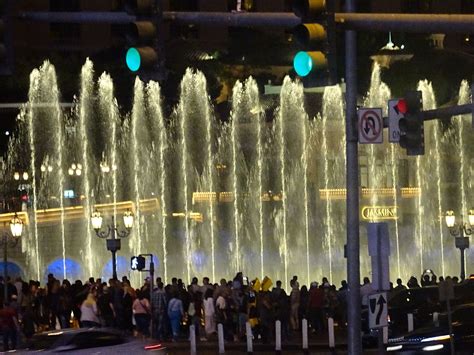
top-left (160, 329), bottom-right (348, 354)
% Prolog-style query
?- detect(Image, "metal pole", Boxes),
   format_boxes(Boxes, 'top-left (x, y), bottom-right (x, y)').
top-left (19, 11), bottom-right (474, 33)
top-left (460, 247), bottom-right (465, 281)
top-left (459, 228), bottom-right (466, 281)
top-left (383, 103), bottom-right (474, 127)
top-left (149, 258), bottom-right (154, 336)
top-left (335, 13), bottom-right (474, 33)
top-left (112, 249), bottom-right (117, 280)
top-left (421, 104), bottom-right (473, 121)
top-left (3, 234), bottom-right (7, 305)
top-left (20, 12), bottom-right (137, 24)
top-left (345, 0), bottom-right (361, 353)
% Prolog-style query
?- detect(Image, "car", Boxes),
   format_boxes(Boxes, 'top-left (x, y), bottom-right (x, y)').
top-left (386, 303), bottom-right (474, 354)
top-left (362, 282), bottom-right (474, 348)
top-left (22, 328), bottom-right (166, 353)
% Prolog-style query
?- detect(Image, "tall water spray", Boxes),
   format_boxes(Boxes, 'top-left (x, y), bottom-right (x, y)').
top-left (98, 73), bottom-right (120, 223)
top-left (229, 77), bottom-right (264, 277)
top-left (25, 71), bottom-right (41, 280)
top-left (417, 80), bottom-right (445, 276)
top-left (146, 81), bottom-right (168, 281)
top-left (130, 78), bottom-right (146, 257)
top-left (320, 85), bottom-right (346, 283)
top-left (78, 59), bottom-right (95, 277)
top-left (177, 69), bottom-right (216, 282)
top-left (275, 77), bottom-right (311, 288)
top-left (454, 81), bottom-right (472, 272)
top-left (25, 62), bottom-right (68, 280)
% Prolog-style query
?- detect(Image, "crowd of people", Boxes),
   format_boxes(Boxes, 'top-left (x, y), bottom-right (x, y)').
top-left (0, 271), bottom-right (468, 351)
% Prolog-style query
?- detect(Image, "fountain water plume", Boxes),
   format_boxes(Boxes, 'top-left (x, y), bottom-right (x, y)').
top-left (454, 81), bottom-right (472, 273)
top-left (229, 77), bottom-right (263, 277)
top-left (26, 62), bottom-right (68, 280)
top-left (78, 59), bottom-right (95, 278)
top-left (130, 78), bottom-right (146, 256)
top-left (146, 81), bottom-right (168, 281)
top-left (321, 84), bottom-right (346, 283)
top-left (275, 77), bottom-right (309, 289)
top-left (177, 69), bottom-right (217, 282)
top-left (10, 59), bottom-right (473, 285)
top-left (417, 80), bottom-right (445, 276)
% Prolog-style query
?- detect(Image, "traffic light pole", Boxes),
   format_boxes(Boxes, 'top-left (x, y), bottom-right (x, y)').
top-left (382, 103), bottom-right (474, 127)
top-left (344, 1), bottom-right (361, 354)
top-left (19, 12), bottom-right (474, 33)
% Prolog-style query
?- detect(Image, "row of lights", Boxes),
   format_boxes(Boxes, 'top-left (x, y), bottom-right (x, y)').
top-left (13, 161), bottom-right (117, 180)
top-left (13, 171), bottom-right (29, 181)
top-left (100, 161), bottom-right (117, 173)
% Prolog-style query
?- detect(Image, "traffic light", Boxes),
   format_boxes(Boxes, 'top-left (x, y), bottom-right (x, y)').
top-left (124, 0), bottom-right (162, 80)
top-left (0, 0), bottom-right (14, 75)
top-left (398, 90), bottom-right (424, 156)
top-left (292, 0), bottom-right (337, 86)
top-left (131, 255), bottom-right (146, 271)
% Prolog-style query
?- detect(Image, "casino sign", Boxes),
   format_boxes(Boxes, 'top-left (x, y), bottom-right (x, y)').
top-left (361, 206), bottom-right (398, 221)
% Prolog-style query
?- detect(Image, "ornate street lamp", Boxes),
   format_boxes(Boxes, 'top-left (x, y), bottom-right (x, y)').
top-left (91, 209), bottom-right (134, 280)
top-left (2, 214), bottom-right (23, 304)
top-left (445, 209), bottom-right (473, 281)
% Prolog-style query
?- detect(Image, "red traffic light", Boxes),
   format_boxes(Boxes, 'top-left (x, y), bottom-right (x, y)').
top-left (395, 99), bottom-right (407, 115)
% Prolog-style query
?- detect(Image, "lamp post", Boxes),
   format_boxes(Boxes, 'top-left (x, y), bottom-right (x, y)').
top-left (445, 209), bottom-right (474, 281)
top-left (91, 209), bottom-right (134, 280)
top-left (2, 213), bottom-right (23, 304)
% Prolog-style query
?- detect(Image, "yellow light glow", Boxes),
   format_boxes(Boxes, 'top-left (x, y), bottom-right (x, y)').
top-left (361, 206), bottom-right (398, 221)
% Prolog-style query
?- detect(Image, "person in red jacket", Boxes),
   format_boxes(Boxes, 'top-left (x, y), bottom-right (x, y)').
top-left (307, 282), bottom-right (324, 333)
top-left (0, 302), bottom-right (19, 351)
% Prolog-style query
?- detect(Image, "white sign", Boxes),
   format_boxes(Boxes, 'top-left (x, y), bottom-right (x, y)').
top-left (369, 292), bottom-right (388, 329)
top-left (367, 223), bottom-right (391, 292)
top-left (358, 108), bottom-right (383, 144)
top-left (388, 99), bottom-right (405, 142)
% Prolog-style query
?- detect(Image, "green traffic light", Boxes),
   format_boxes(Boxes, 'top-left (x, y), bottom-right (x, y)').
top-left (126, 47), bottom-right (141, 72)
top-left (293, 51), bottom-right (313, 77)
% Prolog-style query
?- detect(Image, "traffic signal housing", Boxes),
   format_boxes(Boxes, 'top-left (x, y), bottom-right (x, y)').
top-left (131, 255), bottom-right (146, 271)
top-left (124, 0), bottom-right (162, 80)
top-left (292, 0), bottom-right (337, 86)
top-left (398, 91), bottom-right (424, 156)
top-left (0, 0), bottom-right (14, 75)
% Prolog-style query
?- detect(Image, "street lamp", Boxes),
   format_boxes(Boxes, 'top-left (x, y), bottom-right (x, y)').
top-left (91, 209), bottom-right (134, 280)
top-left (2, 213), bottom-right (23, 304)
top-left (13, 171), bottom-right (29, 181)
top-left (445, 209), bottom-right (474, 281)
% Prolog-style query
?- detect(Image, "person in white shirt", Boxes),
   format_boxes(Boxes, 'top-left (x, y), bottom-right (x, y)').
top-left (360, 277), bottom-right (373, 307)
top-left (80, 292), bottom-right (100, 328)
top-left (203, 288), bottom-right (216, 336)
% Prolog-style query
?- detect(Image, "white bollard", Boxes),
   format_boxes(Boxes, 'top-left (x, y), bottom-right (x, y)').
top-left (408, 313), bottom-right (414, 332)
top-left (189, 325), bottom-right (197, 355)
top-left (275, 320), bottom-right (282, 351)
top-left (302, 318), bottom-right (308, 350)
top-left (246, 322), bottom-right (253, 353)
top-left (218, 323), bottom-right (225, 354)
top-left (328, 317), bottom-right (335, 348)
top-left (383, 326), bottom-right (388, 344)
top-left (433, 312), bottom-right (439, 326)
